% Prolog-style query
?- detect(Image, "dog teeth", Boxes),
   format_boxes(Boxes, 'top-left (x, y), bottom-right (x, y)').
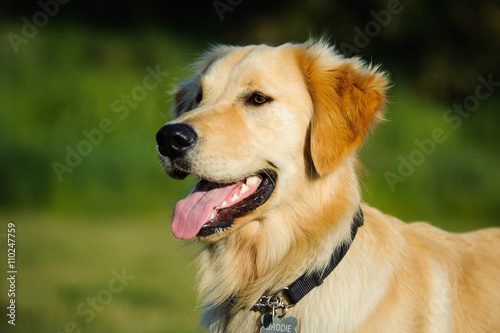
top-left (221, 200), bottom-right (228, 208)
top-left (246, 176), bottom-right (259, 185)
top-left (240, 183), bottom-right (249, 194)
top-left (214, 227), bottom-right (228, 234)
top-left (230, 194), bottom-right (240, 202)
top-left (210, 211), bottom-right (215, 220)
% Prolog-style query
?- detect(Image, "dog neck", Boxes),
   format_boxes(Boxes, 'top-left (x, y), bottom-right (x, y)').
top-left (196, 157), bottom-right (362, 310)
top-left (280, 207), bottom-right (364, 306)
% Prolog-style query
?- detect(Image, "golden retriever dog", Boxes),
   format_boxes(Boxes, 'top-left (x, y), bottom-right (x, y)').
top-left (156, 40), bottom-right (500, 332)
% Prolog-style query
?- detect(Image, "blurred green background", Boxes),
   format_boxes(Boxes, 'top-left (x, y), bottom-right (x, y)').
top-left (0, 0), bottom-right (499, 332)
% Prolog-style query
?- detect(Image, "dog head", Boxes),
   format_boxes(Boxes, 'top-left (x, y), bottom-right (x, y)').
top-left (156, 40), bottom-right (388, 242)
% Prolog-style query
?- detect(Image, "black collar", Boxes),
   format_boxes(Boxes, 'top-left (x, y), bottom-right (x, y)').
top-left (247, 207), bottom-right (364, 310)
top-left (283, 207), bottom-right (364, 305)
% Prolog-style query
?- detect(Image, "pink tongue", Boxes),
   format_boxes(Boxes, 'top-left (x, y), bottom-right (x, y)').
top-left (171, 181), bottom-right (241, 240)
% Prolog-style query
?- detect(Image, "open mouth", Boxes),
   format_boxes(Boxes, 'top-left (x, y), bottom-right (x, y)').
top-left (171, 170), bottom-right (277, 240)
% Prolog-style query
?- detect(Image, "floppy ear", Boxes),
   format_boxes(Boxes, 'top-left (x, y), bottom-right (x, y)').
top-left (172, 45), bottom-right (231, 117)
top-left (298, 43), bottom-right (388, 176)
top-left (172, 78), bottom-right (201, 116)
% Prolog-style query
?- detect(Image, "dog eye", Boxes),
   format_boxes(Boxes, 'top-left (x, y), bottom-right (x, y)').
top-left (248, 93), bottom-right (270, 106)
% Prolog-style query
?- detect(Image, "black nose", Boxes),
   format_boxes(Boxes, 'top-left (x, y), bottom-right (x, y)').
top-left (156, 123), bottom-right (198, 158)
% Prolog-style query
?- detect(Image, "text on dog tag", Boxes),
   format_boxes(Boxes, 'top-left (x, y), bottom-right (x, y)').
top-left (260, 313), bottom-right (298, 333)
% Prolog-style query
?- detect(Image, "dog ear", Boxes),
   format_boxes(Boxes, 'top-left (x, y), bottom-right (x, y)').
top-left (298, 43), bottom-right (388, 176)
top-left (172, 45), bottom-right (231, 117)
top-left (172, 78), bottom-right (201, 116)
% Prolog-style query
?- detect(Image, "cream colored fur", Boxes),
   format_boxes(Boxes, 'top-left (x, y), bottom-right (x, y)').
top-left (162, 40), bottom-right (500, 332)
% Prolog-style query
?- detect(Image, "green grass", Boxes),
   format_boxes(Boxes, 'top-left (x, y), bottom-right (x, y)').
top-left (1, 215), bottom-right (201, 333)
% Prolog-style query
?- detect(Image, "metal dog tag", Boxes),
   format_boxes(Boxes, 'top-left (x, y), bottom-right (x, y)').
top-left (260, 313), bottom-right (298, 333)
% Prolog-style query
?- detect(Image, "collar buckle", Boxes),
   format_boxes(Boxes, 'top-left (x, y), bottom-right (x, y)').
top-left (251, 288), bottom-right (295, 312)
